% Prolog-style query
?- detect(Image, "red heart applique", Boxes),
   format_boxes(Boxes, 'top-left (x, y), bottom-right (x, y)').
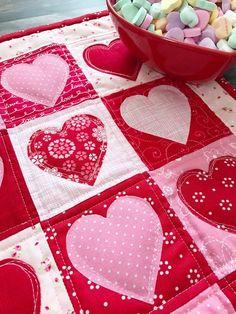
top-left (0, 259), bottom-right (40, 314)
top-left (177, 156), bottom-right (236, 233)
top-left (83, 39), bottom-right (142, 80)
top-left (28, 114), bottom-right (107, 185)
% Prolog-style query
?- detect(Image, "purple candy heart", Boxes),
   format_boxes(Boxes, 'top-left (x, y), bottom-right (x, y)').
top-left (166, 12), bottom-right (185, 31)
top-left (165, 27), bottom-right (184, 42)
top-left (200, 25), bottom-right (217, 43)
top-left (222, 0), bottom-right (230, 13)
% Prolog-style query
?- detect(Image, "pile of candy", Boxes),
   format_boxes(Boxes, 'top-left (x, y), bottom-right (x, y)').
top-left (113, 0), bottom-right (236, 51)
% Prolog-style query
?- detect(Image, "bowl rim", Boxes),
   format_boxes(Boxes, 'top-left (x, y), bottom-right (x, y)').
top-left (107, 0), bottom-right (236, 58)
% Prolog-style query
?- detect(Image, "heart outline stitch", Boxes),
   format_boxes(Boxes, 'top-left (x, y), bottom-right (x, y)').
top-left (83, 39), bottom-right (142, 81)
top-left (1, 54), bottom-right (69, 107)
top-left (177, 156), bottom-right (236, 233)
top-left (66, 196), bottom-right (163, 304)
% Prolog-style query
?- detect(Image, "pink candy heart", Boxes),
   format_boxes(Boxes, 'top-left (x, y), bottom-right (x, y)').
top-left (195, 9), bottom-right (210, 30)
top-left (1, 54), bottom-right (69, 107)
top-left (66, 196), bottom-right (163, 303)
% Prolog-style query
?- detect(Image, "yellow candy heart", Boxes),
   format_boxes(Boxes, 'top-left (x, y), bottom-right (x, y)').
top-left (154, 17), bottom-right (168, 31)
top-left (161, 0), bottom-right (183, 14)
top-left (231, 0), bottom-right (236, 10)
top-left (212, 16), bottom-right (232, 39)
top-left (155, 29), bottom-right (163, 35)
top-left (209, 8), bottom-right (219, 24)
top-left (187, 0), bottom-right (196, 6)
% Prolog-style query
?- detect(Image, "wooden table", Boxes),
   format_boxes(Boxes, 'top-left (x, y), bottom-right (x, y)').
top-left (0, 0), bottom-right (235, 87)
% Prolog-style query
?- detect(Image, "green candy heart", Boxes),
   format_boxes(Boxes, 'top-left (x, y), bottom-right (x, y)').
top-left (114, 0), bottom-right (131, 11)
top-left (150, 3), bottom-right (165, 19)
top-left (133, 0), bottom-right (151, 11)
top-left (121, 3), bottom-right (139, 22)
top-left (180, 6), bottom-right (198, 27)
top-left (228, 32), bottom-right (236, 49)
top-left (195, 0), bottom-right (217, 11)
top-left (132, 7), bottom-right (147, 25)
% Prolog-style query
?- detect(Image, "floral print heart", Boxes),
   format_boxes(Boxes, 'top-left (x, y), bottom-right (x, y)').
top-left (28, 114), bottom-right (107, 185)
top-left (66, 196), bottom-right (163, 304)
top-left (177, 156), bottom-right (236, 233)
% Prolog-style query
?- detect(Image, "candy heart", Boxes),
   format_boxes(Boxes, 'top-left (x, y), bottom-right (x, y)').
top-left (0, 157), bottom-right (3, 188)
top-left (183, 27), bottom-right (201, 37)
top-left (66, 196), bottom-right (163, 304)
top-left (217, 38), bottom-right (234, 51)
top-left (195, 9), bottom-right (210, 30)
top-left (199, 37), bottom-right (217, 48)
top-left (121, 3), bottom-right (139, 21)
top-left (166, 12), bottom-right (185, 31)
top-left (212, 16), bottom-right (232, 39)
top-left (200, 25), bottom-right (217, 43)
top-left (1, 54), bottom-right (69, 107)
top-left (120, 85), bottom-right (191, 144)
top-left (195, 0), bottom-right (217, 11)
top-left (165, 27), bottom-right (185, 41)
top-left (161, 0), bottom-right (182, 14)
top-left (83, 39), bottom-right (142, 81)
top-left (0, 259), bottom-right (40, 314)
top-left (177, 156), bottom-right (236, 233)
top-left (222, 0), bottom-right (230, 13)
top-left (228, 32), bottom-right (236, 49)
top-left (150, 3), bottom-right (165, 19)
top-left (28, 114), bottom-right (107, 186)
top-left (180, 6), bottom-right (199, 27)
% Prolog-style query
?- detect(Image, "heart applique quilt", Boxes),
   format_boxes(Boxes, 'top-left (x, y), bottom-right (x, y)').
top-left (0, 9), bottom-right (236, 314)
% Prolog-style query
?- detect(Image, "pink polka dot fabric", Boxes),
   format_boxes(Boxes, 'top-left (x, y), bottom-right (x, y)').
top-left (66, 196), bottom-right (163, 304)
top-left (1, 54), bottom-right (69, 107)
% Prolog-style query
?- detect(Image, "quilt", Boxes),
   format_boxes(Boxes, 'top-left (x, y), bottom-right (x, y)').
top-left (0, 9), bottom-right (236, 314)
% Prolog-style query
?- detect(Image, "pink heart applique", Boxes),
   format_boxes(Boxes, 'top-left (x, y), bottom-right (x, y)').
top-left (0, 259), bottom-right (41, 314)
top-left (27, 114), bottom-right (107, 185)
top-left (66, 196), bottom-right (163, 304)
top-left (1, 54), bottom-right (69, 107)
top-left (0, 157), bottom-right (3, 188)
top-left (83, 39), bottom-right (142, 80)
top-left (121, 85), bottom-right (191, 144)
top-left (178, 156), bottom-right (236, 233)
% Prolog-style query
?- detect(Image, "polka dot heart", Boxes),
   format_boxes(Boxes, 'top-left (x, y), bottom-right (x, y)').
top-left (66, 196), bottom-right (163, 304)
top-left (1, 54), bottom-right (69, 107)
top-left (177, 156), bottom-right (236, 233)
top-left (28, 114), bottom-right (107, 185)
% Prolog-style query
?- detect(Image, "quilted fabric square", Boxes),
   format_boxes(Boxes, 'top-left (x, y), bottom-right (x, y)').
top-left (0, 44), bottom-right (97, 128)
top-left (103, 77), bottom-right (232, 170)
top-left (9, 98), bottom-right (146, 219)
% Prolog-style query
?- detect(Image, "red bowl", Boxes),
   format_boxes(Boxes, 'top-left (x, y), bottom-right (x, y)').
top-left (107, 0), bottom-right (236, 82)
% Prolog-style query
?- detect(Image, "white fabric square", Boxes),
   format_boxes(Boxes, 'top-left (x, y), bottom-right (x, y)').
top-left (9, 98), bottom-right (146, 220)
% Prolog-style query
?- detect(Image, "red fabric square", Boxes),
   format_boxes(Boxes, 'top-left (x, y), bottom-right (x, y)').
top-left (102, 77), bottom-right (231, 171)
top-left (42, 172), bottom-right (217, 313)
top-left (0, 44), bottom-right (97, 128)
top-left (0, 130), bottom-right (38, 240)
